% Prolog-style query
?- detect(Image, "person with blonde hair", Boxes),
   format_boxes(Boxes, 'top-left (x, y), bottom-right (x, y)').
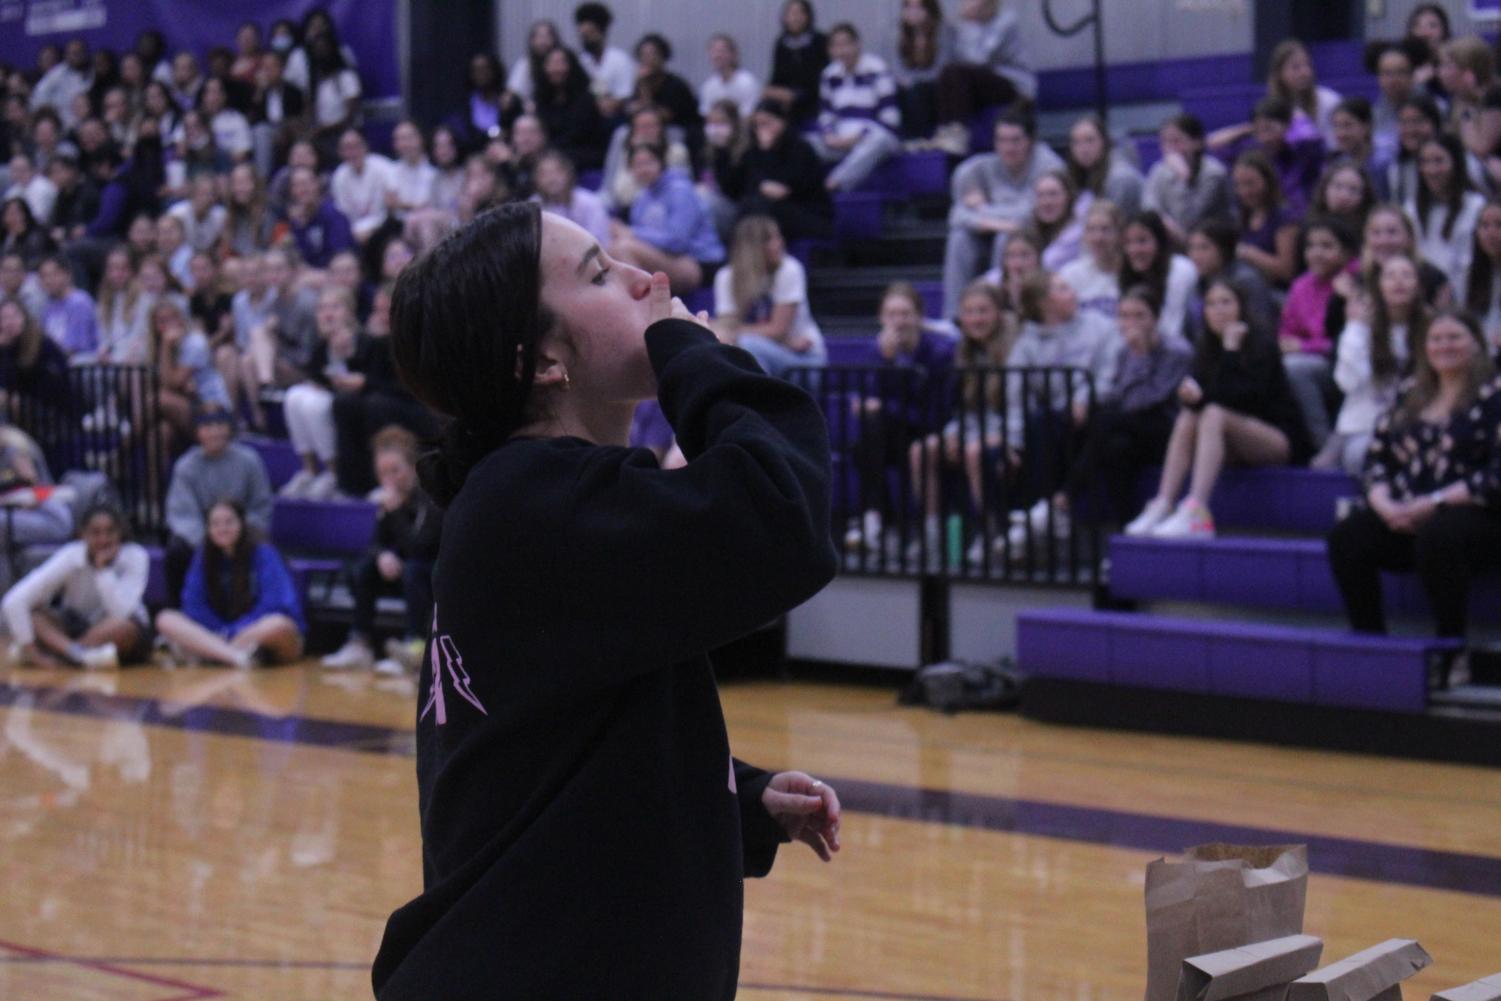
top-left (712, 214), bottom-right (825, 377)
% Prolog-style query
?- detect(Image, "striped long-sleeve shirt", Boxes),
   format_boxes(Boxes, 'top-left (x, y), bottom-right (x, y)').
top-left (818, 53), bottom-right (900, 141)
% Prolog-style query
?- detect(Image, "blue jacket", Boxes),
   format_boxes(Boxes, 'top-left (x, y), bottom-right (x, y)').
top-left (183, 542), bottom-right (306, 638)
top-left (629, 171), bottom-right (724, 264)
top-left (855, 327), bottom-right (957, 430)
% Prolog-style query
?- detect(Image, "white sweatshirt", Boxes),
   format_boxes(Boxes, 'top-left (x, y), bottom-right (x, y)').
top-left (2, 540), bottom-right (149, 645)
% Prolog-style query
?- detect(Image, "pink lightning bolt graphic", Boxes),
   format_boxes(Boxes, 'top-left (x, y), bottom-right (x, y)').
top-left (420, 606), bottom-right (488, 725)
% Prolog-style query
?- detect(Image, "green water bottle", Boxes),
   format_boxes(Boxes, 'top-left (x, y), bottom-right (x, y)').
top-left (945, 513), bottom-right (964, 570)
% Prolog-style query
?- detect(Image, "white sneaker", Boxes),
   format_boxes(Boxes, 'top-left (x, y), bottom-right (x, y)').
top-left (373, 657), bottom-right (406, 677)
top-left (385, 637), bottom-right (425, 673)
top-left (1124, 497), bottom-right (1173, 536)
top-left (278, 469), bottom-right (316, 499)
top-left (321, 640), bottom-right (373, 671)
top-left (931, 123), bottom-right (970, 156)
top-left (305, 470), bottom-right (338, 501)
top-left (79, 643), bottom-right (119, 671)
top-left (1008, 500), bottom-right (1069, 548)
top-left (1150, 499), bottom-right (1216, 539)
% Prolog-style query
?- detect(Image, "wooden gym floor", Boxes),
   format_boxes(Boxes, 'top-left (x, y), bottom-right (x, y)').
top-left (1, 663), bottom-right (1498, 1000)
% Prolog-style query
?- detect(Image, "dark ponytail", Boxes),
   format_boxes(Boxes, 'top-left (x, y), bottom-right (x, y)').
top-left (390, 202), bottom-right (554, 506)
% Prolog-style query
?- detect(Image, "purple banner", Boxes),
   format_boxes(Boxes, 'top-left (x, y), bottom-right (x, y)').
top-left (0, 0), bottom-right (400, 100)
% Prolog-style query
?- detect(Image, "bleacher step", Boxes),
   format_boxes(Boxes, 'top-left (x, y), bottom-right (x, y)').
top-left (1017, 607), bottom-right (1447, 714)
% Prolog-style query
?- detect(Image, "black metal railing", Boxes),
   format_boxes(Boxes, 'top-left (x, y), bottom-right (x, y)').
top-left (790, 364), bottom-right (1104, 587)
top-left (4, 364), bottom-right (167, 538)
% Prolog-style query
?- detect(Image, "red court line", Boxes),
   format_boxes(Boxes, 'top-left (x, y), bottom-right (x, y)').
top-left (0, 939), bottom-right (225, 1001)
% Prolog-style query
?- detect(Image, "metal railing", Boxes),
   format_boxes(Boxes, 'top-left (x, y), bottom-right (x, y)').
top-left (790, 364), bottom-right (1104, 587)
top-left (4, 364), bottom-right (168, 539)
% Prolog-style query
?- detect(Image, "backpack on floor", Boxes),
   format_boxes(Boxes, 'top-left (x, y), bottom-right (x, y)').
top-left (899, 657), bottom-right (1024, 714)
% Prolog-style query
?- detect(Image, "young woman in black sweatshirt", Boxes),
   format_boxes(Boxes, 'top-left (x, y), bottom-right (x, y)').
top-left (371, 201), bottom-right (842, 1000)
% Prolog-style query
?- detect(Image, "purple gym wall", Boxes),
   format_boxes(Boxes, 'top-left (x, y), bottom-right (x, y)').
top-left (0, 0), bottom-right (400, 100)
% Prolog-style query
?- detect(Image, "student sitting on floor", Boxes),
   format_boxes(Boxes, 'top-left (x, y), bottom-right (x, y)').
top-left (321, 426), bottom-right (442, 676)
top-left (155, 499), bottom-right (305, 668)
top-left (2, 503), bottom-right (149, 669)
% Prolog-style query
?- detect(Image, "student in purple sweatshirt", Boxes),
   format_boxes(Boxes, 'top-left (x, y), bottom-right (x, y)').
top-left (608, 141), bottom-right (724, 293)
top-left (372, 202), bottom-right (842, 1000)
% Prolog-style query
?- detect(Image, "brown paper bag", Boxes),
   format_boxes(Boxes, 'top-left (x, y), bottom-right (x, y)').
top-left (1432, 974), bottom-right (1501, 1001)
top-left (1145, 844), bottom-right (1309, 1001)
top-left (1287, 939), bottom-right (1432, 1001)
top-left (1177, 934), bottom-right (1324, 1001)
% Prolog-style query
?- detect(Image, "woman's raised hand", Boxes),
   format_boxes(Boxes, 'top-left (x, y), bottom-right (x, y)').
top-left (647, 272), bottom-right (711, 329)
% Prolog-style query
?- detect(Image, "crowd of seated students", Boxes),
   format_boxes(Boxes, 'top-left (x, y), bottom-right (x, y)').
top-left (1, 1), bottom-right (1499, 672)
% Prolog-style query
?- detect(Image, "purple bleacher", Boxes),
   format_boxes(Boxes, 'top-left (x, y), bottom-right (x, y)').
top-left (915, 281), bottom-right (943, 319)
top-left (858, 151), bottom-right (950, 198)
top-left (1139, 467), bottom-right (1359, 535)
top-left (1017, 607), bottom-right (1442, 713)
top-left (833, 191), bottom-right (885, 240)
top-left (1107, 534), bottom-right (1501, 620)
top-left (1211, 467), bottom-right (1359, 533)
top-left (577, 168), bottom-right (604, 191)
top-left (270, 498), bottom-right (377, 555)
top-left (824, 336), bottom-right (873, 366)
top-left (241, 434), bottom-right (300, 492)
top-left (786, 237), bottom-right (839, 268)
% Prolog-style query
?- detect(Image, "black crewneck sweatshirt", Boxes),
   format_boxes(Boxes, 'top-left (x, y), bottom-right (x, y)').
top-left (372, 319), bottom-right (837, 1000)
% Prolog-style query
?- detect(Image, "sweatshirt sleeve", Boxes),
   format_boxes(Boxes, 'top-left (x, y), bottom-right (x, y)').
top-left (2, 542), bottom-right (84, 645)
top-left (631, 184), bottom-right (701, 257)
top-left (95, 544), bottom-right (148, 621)
top-left (243, 455), bottom-right (274, 537)
top-left (181, 551), bottom-right (229, 635)
top-left (165, 459), bottom-right (204, 545)
top-left (1333, 321), bottom-right (1371, 395)
top-left (733, 759), bottom-right (788, 878)
top-left (561, 319), bottom-right (836, 675)
top-left (227, 545), bottom-right (305, 636)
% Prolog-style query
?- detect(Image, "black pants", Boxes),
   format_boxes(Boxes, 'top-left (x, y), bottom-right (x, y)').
top-left (898, 82), bottom-right (939, 139)
top-left (333, 392), bottom-right (439, 497)
top-left (1066, 403), bottom-right (1176, 524)
top-left (737, 195), bottom-right (834, 242)
top-left (853, 412), bottom-right (921, 513)
top-left (165, 534), bottom-right (197, 608)
top-left (936, 63), bottom-right (1022, 127)
top-left (352, 554), bottom-right (434, 641)
top-left (1327, 505), bottom-right (1501, 637)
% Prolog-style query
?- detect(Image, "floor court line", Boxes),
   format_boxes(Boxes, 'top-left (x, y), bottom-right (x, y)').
top-left (0, 939), bottom-right (224, 1000)
top-left (6, 681), bottom-right (1501, 901)
top-left (0, 953), bottom-right (1009, 1001)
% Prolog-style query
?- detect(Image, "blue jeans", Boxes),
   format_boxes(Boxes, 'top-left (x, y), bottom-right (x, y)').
top-left (737, 335), bottom-right (827, 381)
